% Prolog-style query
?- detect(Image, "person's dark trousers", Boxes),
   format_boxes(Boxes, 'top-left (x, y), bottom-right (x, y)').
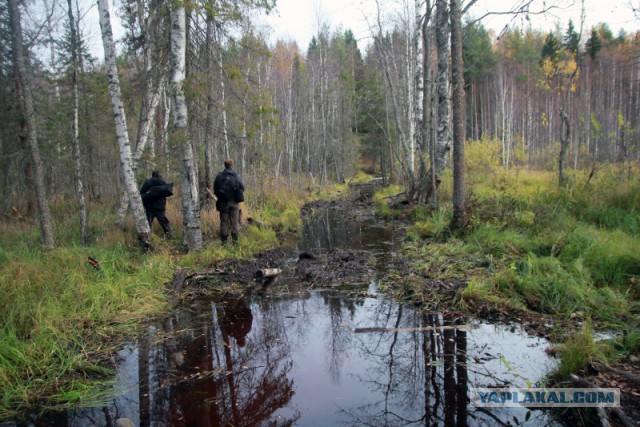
top-left (219, 201), bottom-right (240, 244)
top-left (146, 209), bottom-right (171, 237)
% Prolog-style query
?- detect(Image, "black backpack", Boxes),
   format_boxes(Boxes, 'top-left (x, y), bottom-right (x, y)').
top-left (214, 172), bottom-right (237, 202)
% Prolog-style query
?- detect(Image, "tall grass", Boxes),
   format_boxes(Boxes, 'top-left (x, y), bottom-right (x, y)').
top-left (403, 160), bottom-right (639, 369)
top-left (0, 176), bottom-right (310, 421)
top-left (555, 322), bottom-right (612, 379)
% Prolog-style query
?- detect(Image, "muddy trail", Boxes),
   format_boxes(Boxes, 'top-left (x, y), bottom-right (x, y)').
top-left (181, 200), bottom-right (463, 301)
top-left (15, 195), bottom-right (619, 426)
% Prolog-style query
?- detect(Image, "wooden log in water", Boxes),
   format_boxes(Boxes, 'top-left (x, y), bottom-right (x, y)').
top-left (354, 324), bottom-right (475, 333)
top-left (255, 268), bottom-right (282, 279)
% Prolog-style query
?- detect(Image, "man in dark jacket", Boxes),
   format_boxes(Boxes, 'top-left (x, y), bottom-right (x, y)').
top-left (140, 171), bottom-right (172, 238)
top-left (214, 159), bottom-right (244, 244)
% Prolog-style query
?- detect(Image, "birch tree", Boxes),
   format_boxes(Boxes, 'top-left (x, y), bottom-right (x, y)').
top-left (66, 0), bottom-right (88, 245)
top-left (414, 0), bottom-right (434, 204)
top-left (370, 1), bottom-right (413, 188)
top-left (170, 2), bottom-right (203, 250)
top-left (432, 0), bottom-right (451, 206)
top-left (115, 0), bottom-right (167, 228)
top-left (98, 0), bottom-right (151, 244)
top-left (8, 0), bottom-right (55, 249)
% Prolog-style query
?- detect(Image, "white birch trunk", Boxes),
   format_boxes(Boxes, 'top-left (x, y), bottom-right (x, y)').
top-left (414, 0), bottom-right (424, 165)
top-left (67, 0), bottom-right (88, 245)
top-left (372, 0), bottom-right (410, 184)
top-left (98, 0), bottom-right (150, 240)
top-left (115, 79), bottom-right (164, 227)
top-left (170, 3), bottom-right (203, 250)
top-left (115, 3), bottom-right (165, 226)
top-left (215, 29), bottom-right (230, 159)
top-left (405, 0), bottom-right (415, 174)
top-left (435, 0), bottom-right (451, 179)
top-left (204, 16), bottom-right (215, 193)
top-left (162, 88), bottom-right (170, 174)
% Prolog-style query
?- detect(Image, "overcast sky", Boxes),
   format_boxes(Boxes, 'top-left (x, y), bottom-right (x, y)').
top-left (260, 0), bottom-right (640, 51)
top-left (81, 0), bottom-right (640, 59)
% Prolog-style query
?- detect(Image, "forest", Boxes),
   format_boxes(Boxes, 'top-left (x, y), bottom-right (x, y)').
top-left (1, 0), bottom-right (639, 424)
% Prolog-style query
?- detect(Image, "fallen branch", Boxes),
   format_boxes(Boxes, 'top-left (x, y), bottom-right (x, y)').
top-left (569, 374), bottom-right (634, 427)
top-left (354, 324), bottom-right (475, 333)
top-left (597, 363), bottom-right (640, 385)
top-left (186, 269), bottom-right (227, 282)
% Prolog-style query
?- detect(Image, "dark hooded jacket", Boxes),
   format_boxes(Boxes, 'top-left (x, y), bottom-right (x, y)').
top-left (140, 176), bottom-right (168, 211)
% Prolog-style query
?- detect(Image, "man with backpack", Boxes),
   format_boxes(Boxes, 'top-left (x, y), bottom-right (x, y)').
top-left (213, 159), bottom-right (245, 245)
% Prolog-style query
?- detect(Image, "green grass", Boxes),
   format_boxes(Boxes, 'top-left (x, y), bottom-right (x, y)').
top-left (0, 242), bottom-right (173, 419)
top-left (401, 164), bottom-right (639, 384)
top-left (0, 177), bottom-right (309, 422)
top-left (555, 322), bottom-right (612, 379)
top-left (407, 208), bottom-right (452, 241)
top-left (373, 184), bottom-right (403, 219)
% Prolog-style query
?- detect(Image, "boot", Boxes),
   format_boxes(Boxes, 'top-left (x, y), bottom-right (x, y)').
top-left (231, 234), bottom-right (238, 245)
top-left (221, 235), bottom-right (228, 245)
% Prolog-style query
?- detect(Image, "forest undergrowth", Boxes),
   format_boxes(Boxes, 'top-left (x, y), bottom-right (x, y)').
top-left (386, 162), bottom-right (640, 384)
top-left (0, 178), bottom-right (319, 422)
top-left (1, 163), bottom-right (638, 422)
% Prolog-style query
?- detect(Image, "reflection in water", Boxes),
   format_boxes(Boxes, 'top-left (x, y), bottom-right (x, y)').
top-left (297, 207), bottom-right (399, 256)
top-left (27, 292), bottom-right (560, 426)
top-left (20, 208), bottom-right (563, 426)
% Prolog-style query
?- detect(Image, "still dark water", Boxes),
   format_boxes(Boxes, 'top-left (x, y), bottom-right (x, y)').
top-left (19, 206), bottom-right (561, 426)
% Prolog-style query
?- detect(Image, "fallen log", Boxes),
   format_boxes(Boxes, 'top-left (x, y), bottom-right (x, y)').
top-left (255, 268), bottom-right (282, 279)
top-left (597, 363), bottom-right (640, 385)
top-left (186, 269), bottom-right (227, 283)
top-left (254, 268), bottom-right (282, 294)
top-left (185, 270), bottom-right (229, 283)
top-left (569, 374), bottom-right (634, 427)
top-left (354, 324), bottom-right (475, 333)
top-left (170, 268), bottom-right (188, 295)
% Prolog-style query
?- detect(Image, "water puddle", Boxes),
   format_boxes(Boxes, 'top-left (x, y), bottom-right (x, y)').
top-left (19, 205), bottom-right (563, 426)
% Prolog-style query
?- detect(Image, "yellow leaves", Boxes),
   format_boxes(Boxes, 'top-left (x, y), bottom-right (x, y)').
top-left (617, 110), bottom-right (625, 127)
top-left (540, 56), bottom-right (556, 79)
top-left (559, 57), bottom-right (578, 76)
top-left (537, 56), bottom-right (580, 94)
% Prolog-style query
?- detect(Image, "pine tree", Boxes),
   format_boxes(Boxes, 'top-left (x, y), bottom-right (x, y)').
top-left (585, 27), bottom-right (602, 60)
top-left (564, 20), bottom-right (580, 57)
top-left (540, 32), bottom-right (561, 65)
